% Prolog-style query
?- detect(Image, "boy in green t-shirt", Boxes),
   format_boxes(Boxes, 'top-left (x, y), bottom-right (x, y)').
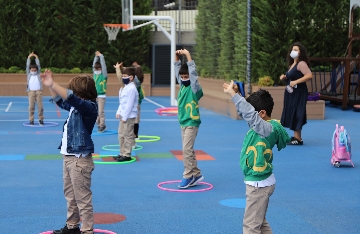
top-left (174, 49), bottom-right (204, 189)
top-left (92, 51), bottom-right (108, 133)
top-left (223, 81), bottom-right (290, 234)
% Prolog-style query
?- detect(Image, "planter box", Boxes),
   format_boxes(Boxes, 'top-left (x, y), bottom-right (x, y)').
top-left (0, 73), bottom-right (151, 96)
top-left (176, 78), bottom-right (324, 120)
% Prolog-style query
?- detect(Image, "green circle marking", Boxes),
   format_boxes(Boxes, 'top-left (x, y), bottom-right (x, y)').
top-left (136, 135), bottom-right (161, 143)
top-left (102, 144), bottom-right (143, 151)
top-left (94, 156), bottom-right (137, 164)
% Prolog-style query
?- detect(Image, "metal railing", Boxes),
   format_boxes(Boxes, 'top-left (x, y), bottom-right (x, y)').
top-left (309, 57), bottom-right (360, 109)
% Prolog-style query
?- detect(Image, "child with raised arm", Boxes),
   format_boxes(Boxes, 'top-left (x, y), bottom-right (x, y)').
top-left (41, 70), bottom-right (98, 234)
top-left (26, 52), bottom-right (44, 125)
top-left (114, 62), bottom-right (144, 147)
top-left (92, 51), bottom-right (108, 132)
top-left (113, 65), bottom-right (138, 162)
top-left (174, 49), bottom-right (204, 189)
top-left (223, 81), bottom-right (290, 234)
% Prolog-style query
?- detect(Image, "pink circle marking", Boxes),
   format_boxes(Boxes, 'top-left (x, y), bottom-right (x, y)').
top-left (40, 229), bottom-right (116, 234)
top-left (157, 180), bottom-right (213, 192)
top-left (155, 107), bottom-right (178, 116)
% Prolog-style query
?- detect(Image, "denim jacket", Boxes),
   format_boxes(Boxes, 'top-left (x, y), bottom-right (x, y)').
top-left (52, 90), bottom-right (98, 153)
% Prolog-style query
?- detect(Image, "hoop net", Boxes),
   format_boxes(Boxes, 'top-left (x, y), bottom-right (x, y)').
top-left (103, 24), bottom-right (130, 41)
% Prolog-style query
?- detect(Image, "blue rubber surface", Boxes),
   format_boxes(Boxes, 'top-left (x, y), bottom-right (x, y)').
top-left (0, 96), bottom-right (359, 234)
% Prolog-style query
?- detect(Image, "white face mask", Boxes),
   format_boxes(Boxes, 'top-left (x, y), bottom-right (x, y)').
top-left (290, 50), bottom-right (299, 59)
top-left (30, 71), bottom-right (37, 75)
top-left (94, 70), bottom-right (101, 75)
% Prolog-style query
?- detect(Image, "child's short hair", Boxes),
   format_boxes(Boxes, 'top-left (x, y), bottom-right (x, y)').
top-left (246, 89), bottom-right (274, 117)
top-left (29, 64), bottom-right (38, 70)
top-left (123, 67), bottom-right (136, 77)
top-left (179, 63), bottom-right (189, 75)
top-left (68, 75), bottom-right (97, 102)
top-left (94, 62), bottom-right (101, 70)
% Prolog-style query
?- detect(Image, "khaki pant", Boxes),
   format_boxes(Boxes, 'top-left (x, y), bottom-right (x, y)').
top-left (63, 154), bottom-right (94, 234)
top-left (118, 117), bottom-right (136, 156)
top-left (243, 184), bottom-right (275, 234)
top-left (96, 97), bottom-right (105, 127)
top-left (28, 90), bottom-right (44, 121)
top-left (135, 105), bottom-right (141, 124)
top-left (181, 126), bottom-right (201, 179)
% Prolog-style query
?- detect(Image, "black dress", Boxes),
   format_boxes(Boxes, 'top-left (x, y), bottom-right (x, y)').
top-left (280, 63), bottom-right (308, 131)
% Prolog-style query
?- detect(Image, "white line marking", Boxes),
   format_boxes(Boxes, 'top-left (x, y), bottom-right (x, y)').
top-left (5, 102), bottom-right (12, 112)
top-left (144, 97), bottom-right (165, 108)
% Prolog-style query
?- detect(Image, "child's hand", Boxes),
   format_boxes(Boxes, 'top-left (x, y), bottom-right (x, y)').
top-left (280, 74), bottom-right (286, 80)
top-left (181, 49), bottom-right (190, 56)
top-left (113, 62), bottom-right (123, 69)
top-left (116, 114), bottom-right (120, 119)
top-left (40, 69), bottom-right (54, 87)
top-left (28, 52), bottom-right (34, 58)
top-left (223, 80), bottom-right (236, 97)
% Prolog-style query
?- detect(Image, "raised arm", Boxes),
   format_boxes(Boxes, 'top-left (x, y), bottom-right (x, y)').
top-left (92, 51), bottom-right (99, 72)
top-left (174, 50), bottom-right (182, 84)
top-left (223, 81), bottom-right (272, 138)
top-left (114, 62), bottom-right (124, 86)
top-left (99, 54), bottom-right (108, 78)
top-left (33, 53), bottom-right (41, 74)
top-left (26, 52), bottom-right (33, 74)
top-left (181, 49), bottom-right (201, 93)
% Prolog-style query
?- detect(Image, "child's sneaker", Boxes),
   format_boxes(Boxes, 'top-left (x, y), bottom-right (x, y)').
top-left (52, 224), bottom-right (81, 234)
top-left (29, 120), bottom-right (34, 125)
top-left (178, 176), bottom-right (194, 189)
top-left (116, 156), bottom-right (132, 162)
top-left (39, 120), bottom-right (44, 126)
top-left (189, 175), bottom-right (204, 187)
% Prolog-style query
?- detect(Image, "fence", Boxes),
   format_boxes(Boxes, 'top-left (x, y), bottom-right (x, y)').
top-left (309, 57), bottom-right (360, 109)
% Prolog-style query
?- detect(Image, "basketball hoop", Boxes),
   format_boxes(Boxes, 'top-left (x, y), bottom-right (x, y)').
top-left (103, 24), bottom-right (130, 41)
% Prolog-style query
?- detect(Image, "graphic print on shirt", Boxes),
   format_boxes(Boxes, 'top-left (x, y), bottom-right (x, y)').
top-left (245, 141), bottom-right (272, 172)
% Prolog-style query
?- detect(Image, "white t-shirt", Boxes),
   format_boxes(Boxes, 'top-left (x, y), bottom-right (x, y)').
top-left (245, 173), bottom-right (276, 187)
top-left (60, 107), bottom-right (82, 158)
top-left (28, 74), bottom-right (41, 91)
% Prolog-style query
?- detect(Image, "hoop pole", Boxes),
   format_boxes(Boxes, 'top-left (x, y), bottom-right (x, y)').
top-left (153, 21), bottom-right (171, 41)
top-left (131, 19), bottom-right (159, 30)
top-left (132, 15), bottom-right (177, 106)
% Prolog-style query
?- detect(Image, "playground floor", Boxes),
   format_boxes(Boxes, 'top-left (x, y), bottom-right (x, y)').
top-left (0, 96), bottom-right (359, 234)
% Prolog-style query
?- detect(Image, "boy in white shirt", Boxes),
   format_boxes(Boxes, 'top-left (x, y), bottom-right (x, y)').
top-left (26, 52), bottom-right (44, 125)
top-left (114, 67), bottom-right (138, 162)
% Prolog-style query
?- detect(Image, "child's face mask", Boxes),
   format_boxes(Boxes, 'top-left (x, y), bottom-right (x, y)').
top-left (30, 71), bottom-right (37, 75)
top-left (122, 76), bottom-right (131, 84)
top-left (94, 70), bottom-right (101, 75)
top-left (180, 74), bottom-right (190, 87)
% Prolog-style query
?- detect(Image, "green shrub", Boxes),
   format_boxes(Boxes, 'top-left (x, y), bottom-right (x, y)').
top-left (8, 66), bottom-right (21, 73)
top-left (70, 67), bottom-right (82, 73)
top-left (258, 76), bottom-right (274, 87)
top-left (60, 68), bottom-right (71, 73)
top-left (49, 67), bottom-right (61, 73)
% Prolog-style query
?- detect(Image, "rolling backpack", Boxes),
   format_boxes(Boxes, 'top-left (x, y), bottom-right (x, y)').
top-left (331, 124), bottom-right (354, 167)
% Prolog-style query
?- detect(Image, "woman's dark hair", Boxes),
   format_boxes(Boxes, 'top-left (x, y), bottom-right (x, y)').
top-left (246, 89), bottom-right (274, 117)
top-left (287, 42), bottom-right (311, 68)
top-left (68, 75), bottom-right (97, 102)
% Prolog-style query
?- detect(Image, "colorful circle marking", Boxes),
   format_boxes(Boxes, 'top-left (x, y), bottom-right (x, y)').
top-left (102, 144), bottom-right (143, 151)
top-left (155, 107), bottom-right (178, 116)
top-left (157, 180), bottom-right (213, 192)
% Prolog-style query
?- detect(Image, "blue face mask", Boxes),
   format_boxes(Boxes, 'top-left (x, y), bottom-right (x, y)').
top-left (122, 77), bottom-right (130, 84)
top-left (181, 79), bottom-right (190, 87)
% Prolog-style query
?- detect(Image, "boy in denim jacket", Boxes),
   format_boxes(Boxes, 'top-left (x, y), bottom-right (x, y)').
top-left (41, 69), bottom-right (98, 234)
top-left (223, 81), bottom-right (290, 234)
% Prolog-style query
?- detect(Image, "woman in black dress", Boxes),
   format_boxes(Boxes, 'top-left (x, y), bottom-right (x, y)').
top-left (280, 42), bottom-right (313, 145)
